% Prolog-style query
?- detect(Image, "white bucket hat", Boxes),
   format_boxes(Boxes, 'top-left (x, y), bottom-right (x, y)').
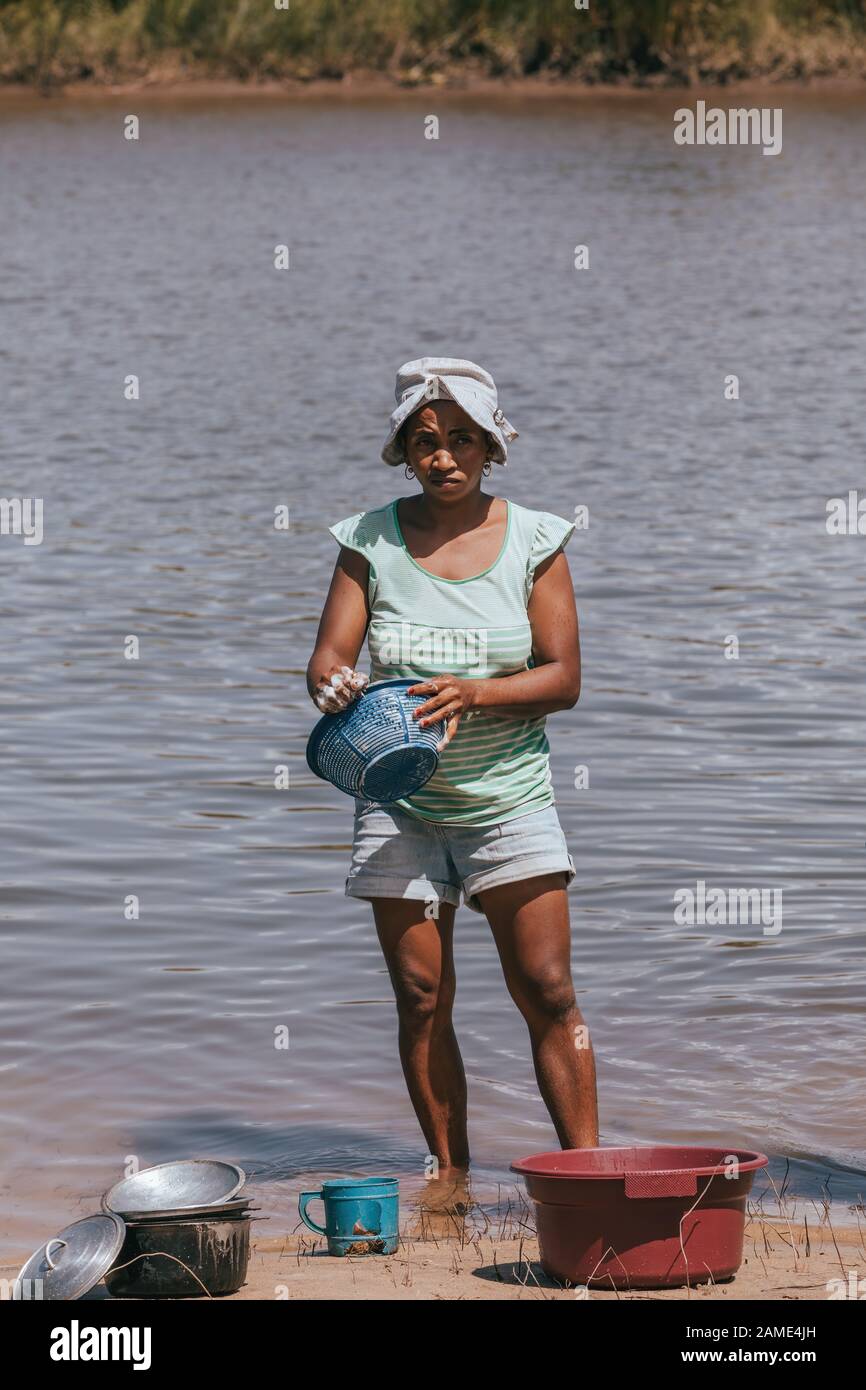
top-left (381, 357), bottom-right (518, 467)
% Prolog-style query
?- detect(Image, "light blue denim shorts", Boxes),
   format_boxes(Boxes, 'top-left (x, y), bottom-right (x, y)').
top-left (345, 797), bottom-right (576, 915)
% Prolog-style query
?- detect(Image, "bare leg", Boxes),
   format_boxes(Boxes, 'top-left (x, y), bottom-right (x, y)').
top-left (371, 897), bottom-right (470, 1172)
top-left (478, 873), bottom-right (599, 1148)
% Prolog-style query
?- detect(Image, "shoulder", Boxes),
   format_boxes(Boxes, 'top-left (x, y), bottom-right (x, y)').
top-left (506, 500), bottom-right (576, 601)
top-left (328, 501), bottom-right (394, 552)
top-left (506, 500), bottom-right (576, 560)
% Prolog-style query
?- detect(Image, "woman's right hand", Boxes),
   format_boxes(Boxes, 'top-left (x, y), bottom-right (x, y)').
top-left (313, 664), bottom-right (369, 714)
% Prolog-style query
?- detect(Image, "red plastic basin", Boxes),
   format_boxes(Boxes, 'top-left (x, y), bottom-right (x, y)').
top-left (511, 1145), bottom-right (768, 1289)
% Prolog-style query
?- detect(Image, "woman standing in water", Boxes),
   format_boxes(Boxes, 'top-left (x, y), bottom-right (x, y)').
top-left (307, 358), bottom-right (598, 1178)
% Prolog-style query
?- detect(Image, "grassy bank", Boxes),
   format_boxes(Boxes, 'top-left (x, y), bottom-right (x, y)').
top-left (2, 0), bottom-right (866, 92)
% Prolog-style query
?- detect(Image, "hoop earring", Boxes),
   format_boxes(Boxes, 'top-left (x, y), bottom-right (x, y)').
top-left (482, 460), bottom-right (492, 476)
top-left (404, 462), bottom-right (415, 479)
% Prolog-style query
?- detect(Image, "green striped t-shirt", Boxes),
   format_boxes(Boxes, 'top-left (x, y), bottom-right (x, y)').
top-left (328, 497), bottom-right (576, 826)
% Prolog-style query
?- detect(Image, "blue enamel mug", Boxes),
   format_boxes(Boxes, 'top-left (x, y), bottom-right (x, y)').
top-left (298, 1177), bottom-right (399, 1256)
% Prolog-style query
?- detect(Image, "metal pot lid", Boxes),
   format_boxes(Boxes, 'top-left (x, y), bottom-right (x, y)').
top-left (102, 1159), bottom-right (245, 1215)
top-left (16, 1212), bottom-right (125, 1301)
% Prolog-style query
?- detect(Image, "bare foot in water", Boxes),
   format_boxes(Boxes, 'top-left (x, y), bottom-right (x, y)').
top-left (405, 1170), bottom-right (475, 1240)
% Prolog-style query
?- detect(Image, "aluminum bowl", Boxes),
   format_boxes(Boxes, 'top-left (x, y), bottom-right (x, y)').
top-left (102, 1159), bottom-right (246, 1216)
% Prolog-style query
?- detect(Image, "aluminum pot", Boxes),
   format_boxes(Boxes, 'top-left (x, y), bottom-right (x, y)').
top-left (111, 1197), bottom-right (254, 1224)
top-left (104, 1212), bottom-right (251, 1298)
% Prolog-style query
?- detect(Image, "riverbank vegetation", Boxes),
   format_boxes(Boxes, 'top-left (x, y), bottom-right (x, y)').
top-left (2, 0), bottom-right (866, 92)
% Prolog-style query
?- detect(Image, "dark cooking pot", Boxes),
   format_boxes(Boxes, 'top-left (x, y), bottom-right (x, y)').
top-left (104, 1211), bottom-right (251, 1298)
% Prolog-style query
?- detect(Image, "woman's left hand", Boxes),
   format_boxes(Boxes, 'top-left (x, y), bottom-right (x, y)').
top-left (407, 675), bottom-right (477, 751)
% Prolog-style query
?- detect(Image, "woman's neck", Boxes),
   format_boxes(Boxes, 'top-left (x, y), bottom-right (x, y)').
top-left (403, 488), bottom-right (496, 538)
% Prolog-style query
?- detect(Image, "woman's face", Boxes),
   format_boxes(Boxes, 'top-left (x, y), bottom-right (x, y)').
top-left (402, 401), bottom-right (489, 500)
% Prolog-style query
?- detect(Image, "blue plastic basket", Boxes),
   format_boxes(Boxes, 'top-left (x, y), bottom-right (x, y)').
top-left (306, 677), bottom-right (447, 802)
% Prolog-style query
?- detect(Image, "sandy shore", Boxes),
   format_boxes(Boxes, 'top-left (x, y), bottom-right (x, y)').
top-left (230, 1217), bottom-right (865, 1301)
top-left (4, 1215), bottom-right (863, 1301)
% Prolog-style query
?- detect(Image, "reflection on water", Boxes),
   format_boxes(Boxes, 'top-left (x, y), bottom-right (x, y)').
top-left (1, 87), bottom-right (865, 1257)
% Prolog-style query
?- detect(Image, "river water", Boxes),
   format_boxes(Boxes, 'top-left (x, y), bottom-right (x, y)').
top-left (1, 84), bottom-right (864, 1260)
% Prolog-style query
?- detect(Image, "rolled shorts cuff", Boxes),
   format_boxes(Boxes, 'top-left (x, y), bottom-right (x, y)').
top-left (345, 872), bottom-right (461, 911)
top-left (461, 851), bottom-right (576, 914)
